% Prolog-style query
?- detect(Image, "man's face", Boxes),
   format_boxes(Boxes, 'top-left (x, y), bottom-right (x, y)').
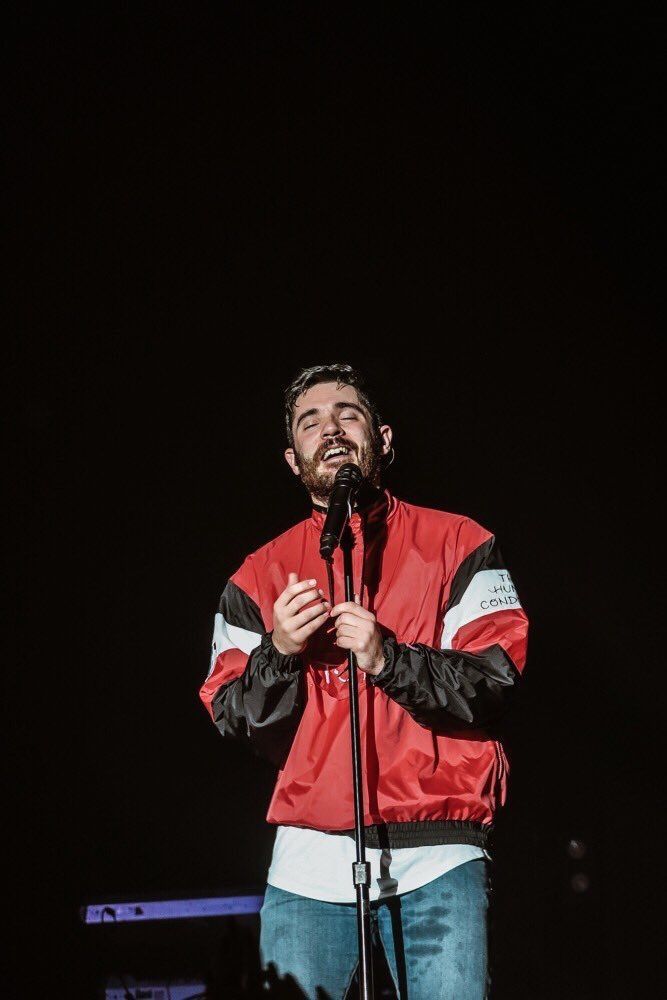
top-left (285, 382), bottom-right (391, 502)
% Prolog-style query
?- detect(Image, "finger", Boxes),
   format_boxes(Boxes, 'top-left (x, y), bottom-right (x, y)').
top-left (329, 601), bottom-right (354, 617)
top-left (279, 578), bottom-right (318, 607)
top-left (287, 588), bottom-right (323, 615)
top-left (291, 600), bottom-right (330, 629)
top-left (331, 601), bottom-right (356, 618)
top-left (335, 613), bottom-right (362, 628)
top-left (335, 627), bottom-right (359, 640)
top-left (330, 602), bottom-right (374, 622)
top-left (336, 624), bottom-right (370, 642)
top-left (330, 601), bottom-right (374, 619)
top-left (294, 607), bottom-right (331, 641)
top-left (335, 617), bottom-right (359, 630)
top-left (335, 636), bottom-right (355, 649)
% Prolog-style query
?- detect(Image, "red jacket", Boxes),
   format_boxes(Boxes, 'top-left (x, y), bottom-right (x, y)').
top-left (200, 490), bottom-right (528, 849)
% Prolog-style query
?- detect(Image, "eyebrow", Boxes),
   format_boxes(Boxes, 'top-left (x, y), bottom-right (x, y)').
top-left (295, 401), bottom-right (367, 431)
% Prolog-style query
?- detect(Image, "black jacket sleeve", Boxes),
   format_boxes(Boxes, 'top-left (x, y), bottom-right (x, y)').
top-left (200, 576), bottom-right (305, 769)
top-left (369, 637), bottom-right (520, 732)
top-left (210, 631), bottom-right (304, 768)
top-left (368, 535), bottom-right (529, 733)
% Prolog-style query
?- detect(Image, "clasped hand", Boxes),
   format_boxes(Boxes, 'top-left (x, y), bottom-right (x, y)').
top-left (272, 573), bottom-right (386, 676)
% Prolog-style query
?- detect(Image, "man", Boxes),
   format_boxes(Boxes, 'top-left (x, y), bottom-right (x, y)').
top-left (200, 363), bottom-right (528, 999)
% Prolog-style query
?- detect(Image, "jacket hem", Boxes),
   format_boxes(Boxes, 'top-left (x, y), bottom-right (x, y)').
top-left (325, 819), bottom-right (492, 849)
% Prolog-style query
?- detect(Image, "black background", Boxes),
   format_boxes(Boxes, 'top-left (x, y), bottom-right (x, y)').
top-left (7, 6), bottom-right (660, 997)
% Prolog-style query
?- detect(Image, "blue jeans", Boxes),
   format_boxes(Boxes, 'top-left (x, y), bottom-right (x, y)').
top-left (260, 858), bottom-right (489, 999)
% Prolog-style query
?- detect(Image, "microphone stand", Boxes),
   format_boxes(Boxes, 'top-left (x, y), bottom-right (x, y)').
top-left (326, 520), bottom-right (374, 1000)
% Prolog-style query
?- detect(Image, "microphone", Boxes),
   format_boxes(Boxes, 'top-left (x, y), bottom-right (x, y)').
top-left (319, 463), bottom-right (364, 560)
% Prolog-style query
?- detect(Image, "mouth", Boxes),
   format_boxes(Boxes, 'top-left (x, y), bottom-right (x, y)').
top-left (320, 444), bottom-right (355, 465)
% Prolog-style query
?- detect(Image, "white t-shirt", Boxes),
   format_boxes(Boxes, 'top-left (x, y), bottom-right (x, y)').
top-left (267, 825), bottom-right (485, 903)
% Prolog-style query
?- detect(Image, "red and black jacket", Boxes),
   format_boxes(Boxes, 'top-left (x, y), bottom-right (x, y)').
top-left (200, 490), bottom-right (528, 849)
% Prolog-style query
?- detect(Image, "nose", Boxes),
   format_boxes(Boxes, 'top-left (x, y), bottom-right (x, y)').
top-left (321, 413), bottom-right (344, 440)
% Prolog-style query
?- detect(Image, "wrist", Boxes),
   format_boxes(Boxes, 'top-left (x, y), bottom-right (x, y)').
top-left (367, 636), bottom-right (396, 686)
top-left (271, 632), bottom-right (299, 656)
top-left (263, 631), bottom-right (303, 671)
top-left (367, 647), bottom-right (386, 676)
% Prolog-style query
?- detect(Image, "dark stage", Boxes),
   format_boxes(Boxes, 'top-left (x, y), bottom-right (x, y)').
top-left (7, 7), bottom-right (659, 997)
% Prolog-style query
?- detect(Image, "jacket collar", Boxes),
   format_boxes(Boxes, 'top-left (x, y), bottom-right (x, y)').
top-left (310, 485), bottom-right (396, 530)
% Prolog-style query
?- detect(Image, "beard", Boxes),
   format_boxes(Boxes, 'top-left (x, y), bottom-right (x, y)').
top-left (295, 434), bottom-right (383, 504)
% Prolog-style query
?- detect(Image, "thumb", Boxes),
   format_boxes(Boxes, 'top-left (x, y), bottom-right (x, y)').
top-left (354, 594), bottom-right (361, 605)
top-left (287, 572), bottom-right (299, 586)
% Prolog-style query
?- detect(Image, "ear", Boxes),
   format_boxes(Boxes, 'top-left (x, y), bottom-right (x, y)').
top-left (284, 448), bottom-right (301, 476)
top-left (379, 424), bottom-right (393, 457)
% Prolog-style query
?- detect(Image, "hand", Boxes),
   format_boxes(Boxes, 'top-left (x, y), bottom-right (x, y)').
top-left (272, 573), bottom-right (330, 656)
top-left (329, 597), bottom-right (386, 676)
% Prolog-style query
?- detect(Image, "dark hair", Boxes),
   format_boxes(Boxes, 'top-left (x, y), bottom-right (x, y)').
top-left (284, 363), bottom-right (382, 447)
